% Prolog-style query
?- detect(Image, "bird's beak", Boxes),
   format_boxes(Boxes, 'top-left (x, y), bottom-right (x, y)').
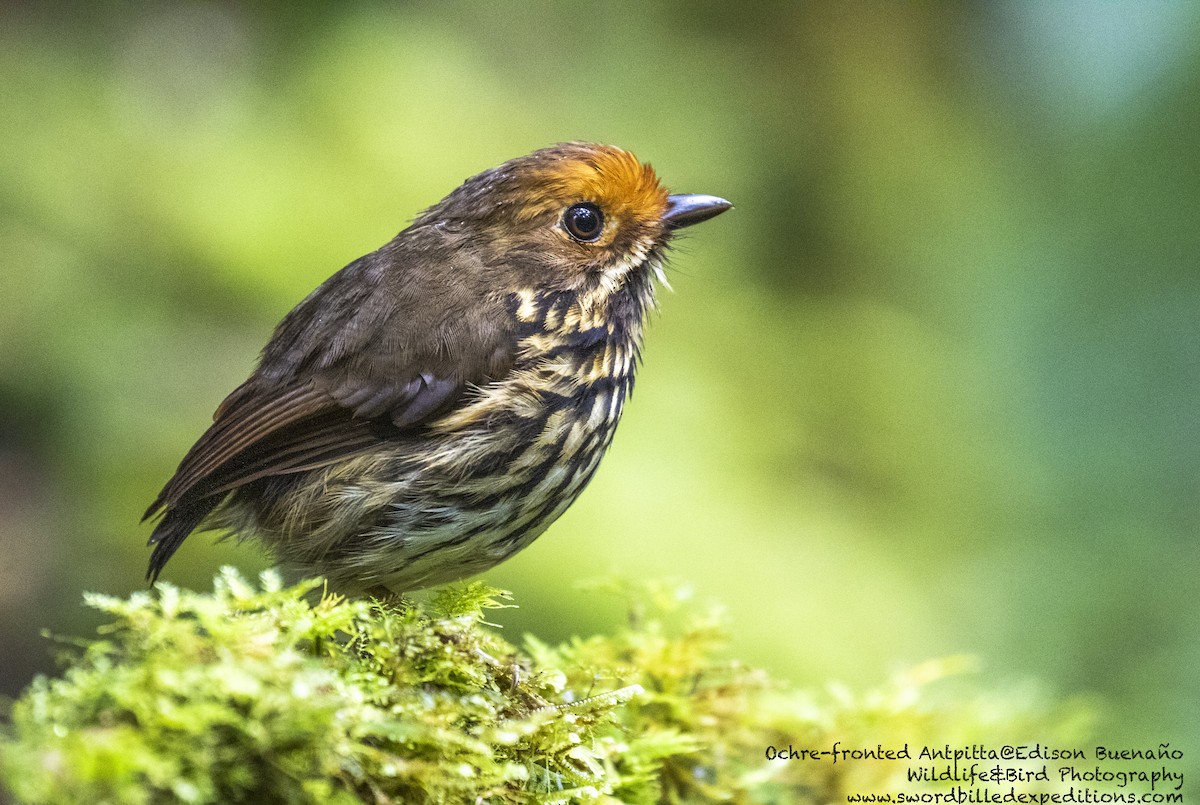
top-left (664, 194), bottom-right (733, 229)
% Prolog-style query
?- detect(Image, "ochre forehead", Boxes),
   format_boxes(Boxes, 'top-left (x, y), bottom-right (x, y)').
top-left (527, 145), bottom-right (668, 224)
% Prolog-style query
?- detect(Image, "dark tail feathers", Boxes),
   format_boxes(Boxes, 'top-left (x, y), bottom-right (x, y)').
top-left (145, 496), bottom-right (223, 583)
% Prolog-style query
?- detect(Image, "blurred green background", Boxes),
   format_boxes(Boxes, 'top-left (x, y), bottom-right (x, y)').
top-left (1, 0), bottom-right (1196, 763)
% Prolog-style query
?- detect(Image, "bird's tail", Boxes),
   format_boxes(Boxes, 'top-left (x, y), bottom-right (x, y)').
top-left (145, 495), bottom-right (223, 583)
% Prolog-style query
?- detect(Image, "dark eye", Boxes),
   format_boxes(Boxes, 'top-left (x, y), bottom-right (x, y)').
top-left (563, 202), bottom-right (604, 242)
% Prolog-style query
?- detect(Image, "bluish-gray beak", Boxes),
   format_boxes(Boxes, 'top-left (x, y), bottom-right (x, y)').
top-left (664, 194), bottom-right (733, 229)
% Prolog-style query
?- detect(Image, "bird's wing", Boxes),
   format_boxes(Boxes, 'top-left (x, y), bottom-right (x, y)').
top-left (144, 240), bottom-right (516, 577)
top-left (142, 374), bottom-right (459, 518)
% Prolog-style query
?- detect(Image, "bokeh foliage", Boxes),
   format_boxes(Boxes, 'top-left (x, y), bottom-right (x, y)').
top-left (0, 0), bottom-right (1196, 778)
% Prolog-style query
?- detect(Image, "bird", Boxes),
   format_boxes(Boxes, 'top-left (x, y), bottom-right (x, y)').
top-left (143, 142), bottom-right (731, 595)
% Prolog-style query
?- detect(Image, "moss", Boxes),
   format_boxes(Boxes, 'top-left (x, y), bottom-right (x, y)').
top-left (0, 570), bottom-right (1090, 804)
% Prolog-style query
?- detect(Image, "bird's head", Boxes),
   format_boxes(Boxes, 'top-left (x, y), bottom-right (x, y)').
top-left (416, 143), bottom-right (731, 301)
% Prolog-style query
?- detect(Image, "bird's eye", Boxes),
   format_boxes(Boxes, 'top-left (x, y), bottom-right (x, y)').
top-left (563, 203), bottom-right (604, 242)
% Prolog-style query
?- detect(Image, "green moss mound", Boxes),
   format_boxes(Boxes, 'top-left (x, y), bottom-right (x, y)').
top-left (0, 570), bottom-right (1088, 804)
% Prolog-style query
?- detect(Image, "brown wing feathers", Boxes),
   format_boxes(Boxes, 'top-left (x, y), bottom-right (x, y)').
top-left (144, 384), bottom-right (353, 578)
top-left (144, 382), bottom-right (328, 518)
top-left (142, 372), bottom-right (477, 580)
top-left (144, 243), bottom-right (517, 582)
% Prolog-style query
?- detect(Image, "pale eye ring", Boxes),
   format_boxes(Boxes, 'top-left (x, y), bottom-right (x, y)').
top-left (563, 202), bottom-right (604, 242)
